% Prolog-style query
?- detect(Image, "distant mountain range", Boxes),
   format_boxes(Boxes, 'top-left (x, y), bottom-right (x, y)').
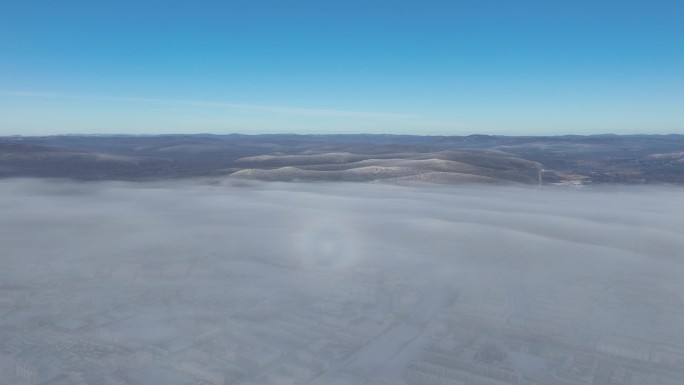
top-left (1, 134), bottom-right (683, 185)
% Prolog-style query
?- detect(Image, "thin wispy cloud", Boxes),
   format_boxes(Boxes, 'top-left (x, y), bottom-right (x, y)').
top-left (0, 90), bottom-right (416, 120)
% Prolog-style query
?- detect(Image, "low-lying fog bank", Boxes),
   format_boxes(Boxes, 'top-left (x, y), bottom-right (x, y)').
top-left (1, 179), bottom-right (683, 385)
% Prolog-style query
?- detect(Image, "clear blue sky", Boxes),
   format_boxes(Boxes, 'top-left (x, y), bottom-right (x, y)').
top-left (1, 0), bottom-right (682, 135)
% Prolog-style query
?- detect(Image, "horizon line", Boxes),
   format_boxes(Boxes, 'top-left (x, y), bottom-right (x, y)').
top-left (3, 132), bottom-right (683, 138)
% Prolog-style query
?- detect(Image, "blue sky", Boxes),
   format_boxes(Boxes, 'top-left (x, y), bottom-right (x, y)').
top-left (1, 0), bottom-right (682, 135)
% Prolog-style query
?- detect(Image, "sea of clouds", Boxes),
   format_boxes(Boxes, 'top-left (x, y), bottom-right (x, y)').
top-left (2, 179), bottom-right (682, 285)
top-left (1, 179), bottom-right (683, 383)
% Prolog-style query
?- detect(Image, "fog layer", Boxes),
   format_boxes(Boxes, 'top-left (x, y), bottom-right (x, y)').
top-left (1, 179), bottom-right (683, 385)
